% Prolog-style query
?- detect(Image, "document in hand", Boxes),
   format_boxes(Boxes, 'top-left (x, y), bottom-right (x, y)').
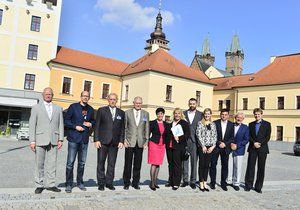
top-left (171, 124), bottom-right (184, 137)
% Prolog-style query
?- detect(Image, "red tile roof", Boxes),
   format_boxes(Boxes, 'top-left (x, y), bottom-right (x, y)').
top-left (212, 53), bottom-right (300, 90)
top-left (51, 46), bottom-right (128, 76)
top-left (121, 49), bottom-right (214, 85)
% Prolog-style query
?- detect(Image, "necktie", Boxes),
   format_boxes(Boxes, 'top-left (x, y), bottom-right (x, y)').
top-left (47, 104), bottom-right (52, 119)
top-left (111, 108), bottom-right (115, 121)
top-left (135, 111), bottom-right (139, 126)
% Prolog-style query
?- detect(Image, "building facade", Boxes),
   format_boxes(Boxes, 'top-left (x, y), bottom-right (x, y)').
top-left (0, 0), bottom-right (62, 136)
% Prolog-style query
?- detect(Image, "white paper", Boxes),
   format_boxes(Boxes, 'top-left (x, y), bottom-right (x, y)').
top-left (171, 124), bottom-right (184, 137)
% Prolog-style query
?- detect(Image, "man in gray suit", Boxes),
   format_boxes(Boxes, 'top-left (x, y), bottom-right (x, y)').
top-left (29, 87), bottom-right (64, 194)
top-left (182, 98), bottom-right (202, 189)
top-left (123, 96), bottom-right (149, 190)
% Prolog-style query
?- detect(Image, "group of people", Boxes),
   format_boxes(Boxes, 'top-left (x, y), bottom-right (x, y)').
top-left (29, 87), bottom-right (271, 194)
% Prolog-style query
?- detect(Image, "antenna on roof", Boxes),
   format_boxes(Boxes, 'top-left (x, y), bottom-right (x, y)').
top-left (159, 0), bottom-right (162, 11)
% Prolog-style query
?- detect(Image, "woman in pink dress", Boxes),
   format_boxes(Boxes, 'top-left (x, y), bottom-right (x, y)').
top-left (148, 108), bottom-right (169, 191)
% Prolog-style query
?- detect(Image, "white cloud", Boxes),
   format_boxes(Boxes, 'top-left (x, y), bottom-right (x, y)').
top-left (94, 0), bottom-right (175, 31)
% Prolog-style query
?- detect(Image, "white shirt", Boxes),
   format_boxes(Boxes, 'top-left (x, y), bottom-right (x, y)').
top-left (44, 101), bottom-right (53, 119)
top-left (109, 106), bottom-right (116, 120)
top-left (221, 120), bottom-right (228, 140)
top-left (133, 109), bottom-right (141, 126)
top-left (187, 110), bottom-right (196, 124)
top-left (234, 123), bottom-right (241, 137)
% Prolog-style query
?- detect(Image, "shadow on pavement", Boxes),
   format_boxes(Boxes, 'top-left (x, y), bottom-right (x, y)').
top-left (281, 152), bottom-right (298, 157)
top-left (0, 145), bottom-right (28, 155)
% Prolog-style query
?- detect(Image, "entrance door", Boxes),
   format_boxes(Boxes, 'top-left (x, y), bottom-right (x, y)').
top-left (276, 126), bottom-right (283, 141)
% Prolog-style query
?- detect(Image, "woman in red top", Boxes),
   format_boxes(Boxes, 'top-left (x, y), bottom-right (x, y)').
top-left (148, 108), bottom-right (169, 191)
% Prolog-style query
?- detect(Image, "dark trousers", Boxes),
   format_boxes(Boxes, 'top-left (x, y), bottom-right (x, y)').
top-left (122, 144), bottom-right (144, 186)
top-left (66, 141), bottom-right (88, 186)
top-left (245, 150), bottom-right (267, 190)
top-left (97, 144), bottom-right (118, 186)
top-left (166, 148), bottom-right (184, 187)
top-left (183, 139), bottom-right (198, 184)
top-left (198, 147), bottom-right (212, 182)
top-left (209, 148), bottom-right (229, 186)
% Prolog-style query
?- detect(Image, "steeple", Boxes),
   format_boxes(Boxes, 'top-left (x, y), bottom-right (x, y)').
top-left (199, 35), bottom-right (215, 66)
top-left (145, 11), bottom-right (169, 53)
top-left (225, 34), bottom-right (244, 76)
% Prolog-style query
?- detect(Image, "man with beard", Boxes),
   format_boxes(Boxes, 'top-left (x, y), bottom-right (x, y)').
top-left (182, 98), bottom-right (202, 189)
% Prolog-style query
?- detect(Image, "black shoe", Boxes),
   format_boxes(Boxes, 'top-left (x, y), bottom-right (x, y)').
top-left (244, 187), bottom-right (251, 191)
top-left (149, 184), bottom-right (156, 191)
top-left (65, 185), bottom-right (72, 193)
top-left (165, 182), bottom-right (172, 187)
top-left (254, 188), bottom-right (262, 194)
top-left (132, 184), bottom-right (140, 190)
top-left (98, 185), bottom-right (105, 191)
top-left (190, 183), bottom-right (196, 189)
top-left (199, 187), bottom-right (205, 192)
top-left (204, 187), bottom-right (210, 192)
top-left (155, 184), bottom-right (160, 189)
top-left (123, 185), bottom-right (129, 190)
top-left (210, 184), bottom-right (215, 190)
top-left (35, 187), bottom-right (44, 194)
top-left (180, 182), bottom-right (189, 187)
top-left (233, 186), bottom-right (240, 191)
top-left (106, 184), bottom-right (115, 190)
top-left (47, 187), bottom-right (61, 192)
top-left (78, 184), bottom-right (86, 191)
top-left (221, 185), bottom-right (228, 191)
top-left (172, 186), bottom-right (179, 191)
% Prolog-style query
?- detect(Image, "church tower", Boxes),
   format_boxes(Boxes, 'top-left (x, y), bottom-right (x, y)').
top-left (199, 36), bottom-right (215, 66)
top-left (145, 11), bottom-right (170, 53)
top-left (225, 34), bottom-right (244, 75)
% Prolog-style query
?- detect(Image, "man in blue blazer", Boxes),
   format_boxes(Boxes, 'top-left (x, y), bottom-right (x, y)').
top-left (64, 91), bottom-right (95, 193)
top-left (227, 112), bottom-right (249, 191)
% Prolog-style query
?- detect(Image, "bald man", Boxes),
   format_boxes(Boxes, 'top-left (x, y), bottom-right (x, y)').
top-left (29, 87), bottom-right (64, 194)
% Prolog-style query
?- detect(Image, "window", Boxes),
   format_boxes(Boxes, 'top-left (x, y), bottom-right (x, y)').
top-left (297, 96), bottom-right (300, 109)
top-left (24, 74), bottom-right (35, 90)
top-left (27, 44), bottom-right (38, 60)
top-left (259, 97), bottom-right (265, 110)
top-left (42, 0), bottom-right (57, 6)
top-left (196, 91), bottom-right (201, 106)
top-left (62, 77), bottom-right (71, 94)
top-left (102, 83), bottom-right (110, 99)
top-left (296, 127), bottom-right (300, 141)
top-left (31, 16), bottom-right (41, 32)
top-left (124, 85), bottom-right (129, 101)
top-left (277, 97), bottom-right (284, 110)
top-left (83, 80), bottom-right (92, 93)
top-left (276, 126), bottom-right (283, 141)
top-left (166, 85), bottom-right (172, 102)
top-left (243, 98), bottom-right (248, 110)
top-left (0, 9), bottom-right (3, 25)
top-left (226, 100), bottom-right (231, 111)
top-left (218, 100), bottom-right (223, 111)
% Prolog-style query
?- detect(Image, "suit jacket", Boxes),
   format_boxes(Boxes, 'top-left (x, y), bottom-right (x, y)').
top-left (29, 102), bottom-right (64, 146)
top-left (183, 110), bottom-right (202, 144)
top-left (64, 102), bottom-right (95, 144)
top-left (94, 106), bottom-right (125, 146)
top-left (233, 123), bottom-right (249, 156)
top-left (248, 120), bottom-right (271, 154)
top-left (214, 119), bottom-right (234, 154)
top-left (124, 109), bottom-right (149, 148)
top-left (166, 119), bottom-right (190, 150)
top-left (149, 120), bottom-right (169, 144)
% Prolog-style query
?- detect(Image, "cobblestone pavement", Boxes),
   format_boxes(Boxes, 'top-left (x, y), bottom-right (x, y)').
top-left (0, 139), bottom-right (299, 209)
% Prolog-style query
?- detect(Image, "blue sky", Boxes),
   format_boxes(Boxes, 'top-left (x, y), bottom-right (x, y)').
top-left (58, 0), bottom-right (300, 74)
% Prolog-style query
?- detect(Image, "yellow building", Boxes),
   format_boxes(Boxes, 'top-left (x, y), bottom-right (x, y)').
top-left (0, 0), bottom-right (62, 135)
top-left (212, 54), bottom-right (300, 142)
top-left (48, 46), bottom-right (127, 110)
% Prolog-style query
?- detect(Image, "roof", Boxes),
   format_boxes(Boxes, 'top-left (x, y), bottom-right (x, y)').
top-left (212, 53), bottom-right (300, 90)
top-left (194, 56), bottom-right (211, 72)
top-left (121, 49), bottom-right (214, 85)
top-left (51, 46), bottom-right (128, 76)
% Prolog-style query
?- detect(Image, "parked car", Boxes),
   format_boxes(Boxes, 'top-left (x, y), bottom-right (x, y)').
top-left (294, 140), bottom-right (300, 156)
top-left (16, 123), bottom-right (29, 141)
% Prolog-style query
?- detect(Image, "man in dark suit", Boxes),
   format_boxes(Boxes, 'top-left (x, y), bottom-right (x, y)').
top-left (64, 91), bottom-right (95, 193)
top-left (210, 109), bottom-right (234, 191)
top-left (182, 98), bottom-right (202, 189)
top-left (245, 108), bottom-right (271, 193)
top-left (94, 93), bottom-right (125, 191)
top-left (227, 112), bottom-right (249, 191)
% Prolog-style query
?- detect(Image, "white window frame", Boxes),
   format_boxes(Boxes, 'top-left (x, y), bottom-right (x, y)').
top-left (61, 76), bottom-right (73, 95)
top-left (101, 82), bottom-right (111, 99)
top-left (82, 80), bottom-right (93, 97)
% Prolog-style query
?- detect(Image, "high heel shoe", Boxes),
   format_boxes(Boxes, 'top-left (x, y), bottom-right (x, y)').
top-left (155, 184), bottom-right (160, 189)
top-left (149, 182), bottom-right (156, 191)
top-left (199, 187), bottom-right (205, 192)
top-left (204, 187), bottom-right (209, 192)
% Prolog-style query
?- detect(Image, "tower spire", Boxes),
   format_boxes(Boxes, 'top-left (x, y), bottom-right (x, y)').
top-left (225, 33), bottom-right (244, 76)
top-left (198, 34), bottom-right (215, 66)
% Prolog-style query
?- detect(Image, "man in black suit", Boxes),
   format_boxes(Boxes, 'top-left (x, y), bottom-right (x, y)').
top-left (182, 98), bottom-right (202, 189)
top-left (245, 108), bottom-right (271, 193)
top-left (94, 93), bottom-right (125, 191)
top-left (210, 109), bottom-right (234, 191)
